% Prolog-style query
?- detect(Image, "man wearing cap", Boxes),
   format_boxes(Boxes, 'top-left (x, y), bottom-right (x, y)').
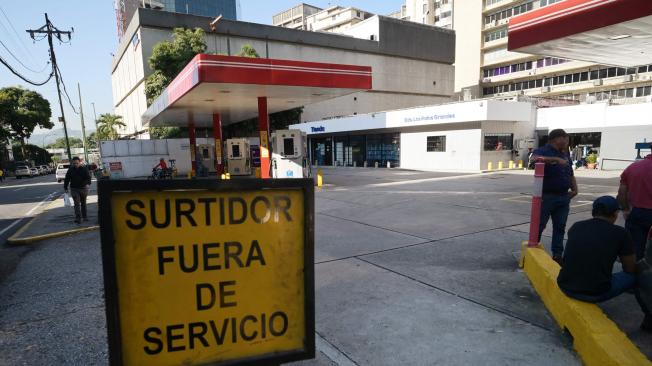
top-left (618, 144), bottom-right (652, 260)
top-left (558, 196), bottom-right (651, 329)
top-left (531, 129), bottom-right (578, 264)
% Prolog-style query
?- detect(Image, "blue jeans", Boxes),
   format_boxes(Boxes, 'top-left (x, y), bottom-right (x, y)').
top-left (539, 194), bottom-right (571, 257)
top-left (626, 207), bottom-right (652, 260)
top-left (562, 272), bottom-right (636, 303)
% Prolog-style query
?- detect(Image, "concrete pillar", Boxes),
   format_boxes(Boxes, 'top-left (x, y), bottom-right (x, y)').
top-left (189, 118), bottom-right (197, 177)
top-left (212, 113), bottom-right (223, 175)
top-left (258, 97), bottom-right (271, 179)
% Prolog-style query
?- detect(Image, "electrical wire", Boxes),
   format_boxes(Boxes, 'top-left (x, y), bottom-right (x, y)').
top-left (0, 54), bottom-right (53, 86)
top-left (55, 63), bottom-right (79, 114)
top-left (0, 39), bottom-right (50, 74)
top-left (0, 6), bottom-right (44, 71)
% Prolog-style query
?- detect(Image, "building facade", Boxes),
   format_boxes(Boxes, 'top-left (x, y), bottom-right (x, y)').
top-left (272, 3), bottom-right (322, 30)
top-left (114, 0), bottom-right (240, 41)
top-left (304, 6), bottom-right (375, 33)
top-left (396, 0), bottom-right (452, 29)
top-left (448, 0), bottom-right (652, 101)
top-left (111, 9), bottom-right (455, 138)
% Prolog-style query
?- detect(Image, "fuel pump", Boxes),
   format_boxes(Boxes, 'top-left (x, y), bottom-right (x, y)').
top-left (271, 129), bottom-right (310, 178)
top-left (226, 138), bottom-right (251, 176)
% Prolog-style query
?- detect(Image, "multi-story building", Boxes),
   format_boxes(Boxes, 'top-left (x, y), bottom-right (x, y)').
top-left (114, 0), bottom-right (240, 41)
top-left (397, 0), bottom-right (452, 29)
top-left (305, 6), bottom-right (374, 33)
top-left (112, 8), bottom-right (455, 137)
top-left (272, 3), bottom-right (322, 30)
top-left (387, 5), bottom-right (408, 21)
top-left (450, 0), bottom-right (652, 102)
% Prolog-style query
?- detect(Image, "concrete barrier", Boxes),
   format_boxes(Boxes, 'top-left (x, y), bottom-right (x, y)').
top-left (521, 245), bottom-right (651, 366)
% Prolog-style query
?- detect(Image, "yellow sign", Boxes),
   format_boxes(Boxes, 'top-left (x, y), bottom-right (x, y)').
top-left (100, 180), bottom-right (314, 366)
top-left (259, 131), bottom-right (269, 158)
top-left (215, 139), bottom-right (222, 165)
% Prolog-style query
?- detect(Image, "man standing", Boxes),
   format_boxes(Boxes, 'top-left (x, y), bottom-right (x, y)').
top-left (618, 145), bottom-right (652, 259)
top-left (64, 157), bottom-right (91, 224)
top-left (557, 196), bottom-right (650, 329)
top-left (532, 129), bottom-right (578, 264)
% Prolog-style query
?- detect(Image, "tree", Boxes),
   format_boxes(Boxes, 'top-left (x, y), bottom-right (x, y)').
top-left (145, 28), bottom-right (207, 104)
top-left (97, 114), bottom-right (126, 140)
top-left (238, 44), bottom-right (260, 58)
top-left (85, 132), bottom-right (98, 150)
top-left (150, 126), bottom-right (182, 139)
top-left (0, 87), bottom-right (53, 160)
top-left (47, 137), bottom-right (83, 149)
top-left (12, 143), bottom-right (52, 165)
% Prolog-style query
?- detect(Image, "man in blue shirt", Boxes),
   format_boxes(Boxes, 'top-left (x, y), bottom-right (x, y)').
top-left (531, 129), bottom-right (578, 264)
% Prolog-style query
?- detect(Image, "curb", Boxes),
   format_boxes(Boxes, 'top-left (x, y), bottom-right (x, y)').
top-left (522, 246), bottom-right (651, 366)
top-left (7, 194), bottom-right (99, 245)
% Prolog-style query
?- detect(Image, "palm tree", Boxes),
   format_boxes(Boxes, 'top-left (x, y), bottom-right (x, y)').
top-left (97, 114), bottom-right (126, 140)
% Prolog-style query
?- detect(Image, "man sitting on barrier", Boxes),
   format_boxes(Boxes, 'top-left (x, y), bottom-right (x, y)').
top-left (557, 196), bottom-right (652, 330)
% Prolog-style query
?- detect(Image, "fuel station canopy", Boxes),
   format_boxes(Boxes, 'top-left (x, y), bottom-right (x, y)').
top-left (142, 54), bottom-right (373, 128)
top-left (508, 0), bottom-right (652, 67)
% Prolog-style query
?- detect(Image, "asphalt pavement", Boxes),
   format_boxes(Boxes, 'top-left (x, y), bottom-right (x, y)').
top-left (0, 168), bottom-right (647, 365)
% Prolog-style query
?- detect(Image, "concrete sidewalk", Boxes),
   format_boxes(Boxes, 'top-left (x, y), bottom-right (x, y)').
top-left (8, 189), bottom-right (99, 245)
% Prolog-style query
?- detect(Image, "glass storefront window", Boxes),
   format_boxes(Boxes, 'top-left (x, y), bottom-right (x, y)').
top-left (319, 133), bottom-right (400, 168)
top-left (484, 133), bottom-right (513, 151)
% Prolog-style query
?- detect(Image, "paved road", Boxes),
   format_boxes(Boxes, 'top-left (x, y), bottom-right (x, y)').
top-left (0, 174), bottom-right (62, 283)
top-left (0, 169), bottom-right (646, 365)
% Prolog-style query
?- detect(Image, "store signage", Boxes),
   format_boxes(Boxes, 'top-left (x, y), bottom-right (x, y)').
top-left (403, 113), bottom-right (455, 123)
top-left (109, 162), bottom-right (123, 171)
top-left (310, 126), bottom-right (325, 133)
top-left (99, 179), bottom-right (315, 366)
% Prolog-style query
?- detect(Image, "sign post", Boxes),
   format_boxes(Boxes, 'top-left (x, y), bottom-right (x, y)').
top-left (99, 179), bottom-right (315, 366)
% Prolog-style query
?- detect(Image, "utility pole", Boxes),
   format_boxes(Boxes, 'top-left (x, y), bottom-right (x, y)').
top-left (77, 83), bottom-right (89, 163)
top-left (91, 102), bottom-right (100, 154)
top-left (27, 13), bottom-right (73, 161)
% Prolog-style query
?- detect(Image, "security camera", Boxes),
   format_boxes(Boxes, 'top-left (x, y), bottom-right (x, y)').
top-left (210, 15), bottom-right (223, 31)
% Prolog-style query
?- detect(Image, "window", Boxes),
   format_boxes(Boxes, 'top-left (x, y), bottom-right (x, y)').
top-left (484, 133), bottom-right (513, 151)
top-left (426, 136), bottom-right (446, 152)
top-left (590, 70), bottom-right (599, 80)
top-left (639, 65), bottom-right (649, 74)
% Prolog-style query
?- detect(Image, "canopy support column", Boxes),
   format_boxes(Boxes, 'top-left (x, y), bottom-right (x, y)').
top-left (258, 97), bottom-right (271, 179)
top-left (212, 113), bottom-right (223, 176)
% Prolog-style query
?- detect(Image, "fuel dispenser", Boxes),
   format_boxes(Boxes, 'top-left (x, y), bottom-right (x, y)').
top-left (271, 129), bottom-right (310, 178)
top-left (226, 138), bottom-right (251, 176)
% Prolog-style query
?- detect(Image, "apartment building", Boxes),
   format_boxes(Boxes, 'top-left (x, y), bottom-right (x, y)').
top-left (305, 6), bottom-right (374, 33)
top-left (395, 0), bottom-right (452, 29)
top-left (451, 0), bottom-right (652, 102)
top-left (272, 3), bottom-right (322, 30)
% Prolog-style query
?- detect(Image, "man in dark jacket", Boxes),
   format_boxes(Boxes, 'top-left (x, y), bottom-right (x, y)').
top-left (64, 157), bottom-right (91, 224)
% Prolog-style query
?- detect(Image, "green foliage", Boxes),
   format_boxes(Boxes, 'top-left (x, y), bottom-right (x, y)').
top-left (145, 28), bottom-right (207, 104)
top-left (85, 132), bottom-right (98, 150)
top-left (586, 153), bottom-right (598, 164)
top-left (237, 44), bottom-right (260, 58)
top-left (0, 86), bottom-right (52, 143)
top-left (97, 114), bottom-right (126, 140)
top-left (47, 137), bottom-right (83, 149)
top-left (150, 126), bottom-right (182, 139)
top-left (12, 144), bottom-right (52, 165)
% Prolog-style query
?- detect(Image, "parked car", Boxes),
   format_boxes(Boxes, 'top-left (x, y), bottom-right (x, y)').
top-left (38, 166), bottom-right (48, 175)
top-left (14, 165), bottom-right (31, 179)
top-left (30, 167), bottom-right (39, 177)
top-left (55, 163), bottom-right (70, 183)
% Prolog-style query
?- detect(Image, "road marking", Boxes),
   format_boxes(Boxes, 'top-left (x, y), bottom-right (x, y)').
top-left (0, 192), bottom-right (57, 237)
top-left (364, 172), bottom-right (492, 187)
top-left (13, 187), bottom-right (25, 192)
top-left (316, 332), bottom-right (358, 366)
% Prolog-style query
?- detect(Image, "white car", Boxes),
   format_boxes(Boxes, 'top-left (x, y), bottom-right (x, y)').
top-left (14, 165), bottom-right (31, 179)
top-left (38, 166), bottom-right (48, 175)
top-left (30, 168), bottom-right (39, 177)
top-left (56, 163), bottom-right (70, 183)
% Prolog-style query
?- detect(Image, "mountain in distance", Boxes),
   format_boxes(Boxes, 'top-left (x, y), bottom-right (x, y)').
top-left (28, 128), bottom-right (96, 147)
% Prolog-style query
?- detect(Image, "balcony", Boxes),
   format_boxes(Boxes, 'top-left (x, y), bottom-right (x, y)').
top-left (483, 0), bottom-right (521, 14)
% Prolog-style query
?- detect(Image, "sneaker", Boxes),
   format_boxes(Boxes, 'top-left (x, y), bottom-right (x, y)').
top-left (552, 255), bottom-right (564, 266)
top-left (74, 219), bottom-right (81, 224)
top-left (641, 315), bottom-right (652, 332)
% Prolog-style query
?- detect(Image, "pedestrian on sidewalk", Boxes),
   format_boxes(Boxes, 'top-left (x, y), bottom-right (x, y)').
top-left (63, 157), bottom-right (91, 224)
top-left (531, 129), bottom-right (579, 264)
top-left (557, 196), bottom-right (651, 330)
top-left (0, 167), bottom-right (4, 182)
top-left (618, 145), bottom-right (652, 260)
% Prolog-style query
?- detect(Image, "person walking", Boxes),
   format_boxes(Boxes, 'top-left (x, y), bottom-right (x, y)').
top-left (618, 144), bottom-right (652, 259)
top-left (531, 129), bottom-right (579, 264)
top-left (64, 157), bottom-right (92, 224)
top-left (0, 167), bottom-right (4, 183)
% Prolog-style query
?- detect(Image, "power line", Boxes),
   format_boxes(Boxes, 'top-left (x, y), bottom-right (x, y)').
top-left (55, 63), bottom-right (79, 114)
top-left (0, 38), bottom-right (50, 74)
top-left (0, 6), bottom-right (41, 70)
top-left (0, 54), bottom-right (53, 86)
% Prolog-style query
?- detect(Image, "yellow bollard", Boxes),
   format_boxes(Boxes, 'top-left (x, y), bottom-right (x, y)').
top-left (220, 173), bottom-right (226, 180)
top-left (317, 169), bottom-right (323, 187)
top-left (518, 160), bottom-right (523, 169)
top-left (509, 160), bottom-right (514, 169)
top-left (498, 161), bottom-right (504, 170)
top-left (226, 173), bottom-right (231, 180)
top-left (255, 167), bottom-right (261, 178)
top-left (487, 162), bottom-right (493, 171)
top-left (187, 171), bottom-right (192, 179)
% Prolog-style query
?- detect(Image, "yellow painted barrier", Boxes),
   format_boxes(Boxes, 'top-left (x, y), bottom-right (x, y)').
top-left (317, 169), bottom-right (323, 187)
top-left (487, 162), bottom-right (493, 171)
top-left (522, 245), bottom-right (651, 366)
top-left (498, 161), bottom-right (504, 170)
top-left (518, 160), bottom-right (523, 169)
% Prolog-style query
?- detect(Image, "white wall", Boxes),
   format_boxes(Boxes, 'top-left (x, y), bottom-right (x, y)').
top-left (341, 16), bottom-right (379, 41)
top-left (400, 128), bottom-right (482, 172)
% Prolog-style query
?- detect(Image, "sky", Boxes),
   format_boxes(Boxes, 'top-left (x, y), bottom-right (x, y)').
top-left (0, 1), bottom-right (402, 140)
